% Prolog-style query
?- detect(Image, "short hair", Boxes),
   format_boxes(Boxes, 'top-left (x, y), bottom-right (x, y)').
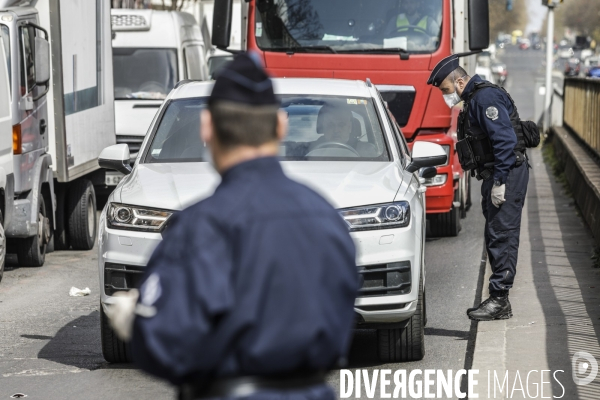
top-left (447, 66), bottom-right (469, 82)
top-left (208, 101), bottom-right (279, 149)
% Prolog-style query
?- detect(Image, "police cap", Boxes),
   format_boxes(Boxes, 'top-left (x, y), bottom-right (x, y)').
top-left (427, 54), bottom-right (460, 87)
top-left (209, 52), bottom-right (278, 106)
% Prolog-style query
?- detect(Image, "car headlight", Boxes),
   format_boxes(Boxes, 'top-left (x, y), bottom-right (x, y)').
top-left (339, 201), bottom-right (410, 231)
top-left (422, 173), bottom-right (448, 187)
top-left (107, 203), bottom-right (173, 232)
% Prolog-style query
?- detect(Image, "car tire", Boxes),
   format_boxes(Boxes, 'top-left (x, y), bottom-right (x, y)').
top-left (0, 211), bottom-right (6, 283)
top-left (100, 303), bottom-right (133, 363)
top-left (16, 196), bottom-right (48, 267)
top-left (428, 204), bottom-right (461, 237)
top-left (377, 274), bottom-right (425, 362)
top-left (67, 179), bottom-right (97, 251)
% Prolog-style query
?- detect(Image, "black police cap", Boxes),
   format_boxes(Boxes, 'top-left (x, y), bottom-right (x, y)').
top-left (209, 52), bottom-right (278, 106)
top-left (427, 54), bottom-right (459, 87)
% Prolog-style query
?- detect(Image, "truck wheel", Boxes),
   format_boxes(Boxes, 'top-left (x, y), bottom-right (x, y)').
top-left (428, 205), bottom-right (461, 237)
top-left (16, 196), bottom-right (49, 267)
top-left (67, 180), bottom-right (96, 250)
top-left (377, 274), bottom-right (425, 362)
top-left (100, 304), bottom-right (132, 363)
top-left (0, 211), bottom-right (5, 283)
top-left (53, 185), bottom-right (69, 250)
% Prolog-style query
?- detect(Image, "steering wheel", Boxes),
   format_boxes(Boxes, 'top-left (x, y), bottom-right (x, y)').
top-left (394, 25), bottom-right (431, 42)
top-left (306, 142), bottom-right (360, 157)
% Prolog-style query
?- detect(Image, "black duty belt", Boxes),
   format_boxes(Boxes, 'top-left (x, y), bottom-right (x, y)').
top-left (179, 372), bottom-right (327, 400)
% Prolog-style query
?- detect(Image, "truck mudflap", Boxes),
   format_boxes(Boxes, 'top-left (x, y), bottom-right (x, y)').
top-left (5, 154), bottom-right (55, 238)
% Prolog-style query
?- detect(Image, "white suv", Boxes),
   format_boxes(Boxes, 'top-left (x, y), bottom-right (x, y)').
top-left (97, 78), bottom-right (447, 363)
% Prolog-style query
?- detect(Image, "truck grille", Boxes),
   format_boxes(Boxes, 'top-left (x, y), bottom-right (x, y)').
top-left (376, 85), bottom-right (416, 127)
top-left (358, 261), bottom-right (411, 297)
top-left (104, 262), bottom-right (145, 295)
top-left (116, 135), bottom-right (144, 155)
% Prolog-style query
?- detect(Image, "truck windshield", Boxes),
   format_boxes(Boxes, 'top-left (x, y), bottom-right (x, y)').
top-left (144, 95), bottom-right (389, 163)
top-left (113, 48), bottom-right (178, 100)
top-left (255, 0), bottom-right (442, 54)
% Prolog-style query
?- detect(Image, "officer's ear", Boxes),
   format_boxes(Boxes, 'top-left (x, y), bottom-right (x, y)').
top-left (276, 110), bottom-right (288, 141)
top-left (200, 109), bottom-right (213, 145)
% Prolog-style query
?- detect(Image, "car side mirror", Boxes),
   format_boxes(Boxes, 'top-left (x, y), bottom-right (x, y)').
top-left (212, 0), bottom-right (233, 49)
top-left (419, 166), bottom-right (437, 179)
top-left (98, 144), bottom-right (132, 175)
top-left (406, 142), bottom-right (448, 173)
top-left (34, 36), bottom-right (50, 85)
top-left (468, 0), bottom-right (490, 51)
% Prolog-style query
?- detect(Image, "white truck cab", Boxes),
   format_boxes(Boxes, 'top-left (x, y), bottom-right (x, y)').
top-left (111, 9), bottom-right (209, 160)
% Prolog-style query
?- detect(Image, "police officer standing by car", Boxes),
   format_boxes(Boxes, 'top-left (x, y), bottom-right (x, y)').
top-left (427, 54), bottom-right (539, 321)
top-left (105, 53), bottom-right (359, 399)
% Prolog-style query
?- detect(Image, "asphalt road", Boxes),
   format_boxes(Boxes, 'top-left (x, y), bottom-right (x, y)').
top-left (0, 46), bottom-right (544, 400)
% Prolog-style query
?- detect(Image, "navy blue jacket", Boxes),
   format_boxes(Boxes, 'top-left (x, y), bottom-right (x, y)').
top-left (461, 75), bottom-right (517, 183)
top-left (131, 157), bottom-right (359, 386)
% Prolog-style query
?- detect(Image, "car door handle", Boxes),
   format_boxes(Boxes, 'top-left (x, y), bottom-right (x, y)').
top-left (40, 119), bottom-right (47, 134)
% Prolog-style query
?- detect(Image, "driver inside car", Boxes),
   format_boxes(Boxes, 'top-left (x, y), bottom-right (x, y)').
top-left (387, 0), bottom-right (440, 37)
top-left (308, 104), bottom-right (378, 157)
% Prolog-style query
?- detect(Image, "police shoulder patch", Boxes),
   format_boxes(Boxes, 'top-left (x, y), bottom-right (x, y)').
top-left (486, 106), bottom-right (499, 121)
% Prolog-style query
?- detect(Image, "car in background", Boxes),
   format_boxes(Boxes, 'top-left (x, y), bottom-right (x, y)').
top-left (476, 65), bottom-right (496, 84)
top-left (519, 39), bottom-right (530, 50)
top-left (583, 56), bottom-right (600, 77)
top-left (588, 66), bottom-right (600, 79)
top-left (564, 58), bottom-right (581, 76)
top-left (97, 78), bottom-right (448, 364)
top-left (491, 62), bottom-right (508, 87)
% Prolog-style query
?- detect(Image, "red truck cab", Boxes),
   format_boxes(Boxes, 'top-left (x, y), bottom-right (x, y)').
top-left (212, 0), bottom-right (489, 236)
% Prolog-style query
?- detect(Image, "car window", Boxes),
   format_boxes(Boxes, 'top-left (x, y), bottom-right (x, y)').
top-left (280, 95), bottom-right (389, 161)
top-left (143, 95), bottom-right (390, 163)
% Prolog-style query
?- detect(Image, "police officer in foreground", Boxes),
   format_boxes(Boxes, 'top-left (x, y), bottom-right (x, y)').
top-left (427, 54), bottom-right (537, 321)
top-left (107, 53), bottom-right (359, 399)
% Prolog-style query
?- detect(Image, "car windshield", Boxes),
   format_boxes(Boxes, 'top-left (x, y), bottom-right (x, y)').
top-left (113, 48), bottom-right (178, 100)
top-left (254, 0), bottom-right (442, 54)
top-left (144, 95), bottom-right (389, 163)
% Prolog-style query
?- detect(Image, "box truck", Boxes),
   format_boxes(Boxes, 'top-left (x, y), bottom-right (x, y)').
top-left (0, 0), bottom-right (116, 266)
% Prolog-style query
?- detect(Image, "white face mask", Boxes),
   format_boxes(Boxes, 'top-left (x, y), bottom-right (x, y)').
top-left (442, 76), bottom-right (466, 108)
top-left (443, 92), bottom-right (461, 108)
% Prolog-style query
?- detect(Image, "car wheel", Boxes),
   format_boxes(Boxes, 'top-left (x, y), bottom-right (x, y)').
top-left (67, 179), bottom-right (97, 250)
top-left (428, 203), bottom-right (461, 237)
top-left (16, 195), bottom-right (49, 267)
top-left (377, 273), bottom-right (425, 362)
top-left (100, 303), bottom-right (133, 363)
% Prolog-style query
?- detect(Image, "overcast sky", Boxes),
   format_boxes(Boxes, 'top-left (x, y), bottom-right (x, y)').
top-left (526, 0), bottom-right (548, 34)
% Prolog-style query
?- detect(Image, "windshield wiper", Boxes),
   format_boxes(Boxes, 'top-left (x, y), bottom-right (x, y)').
top-left (271, 45), bottom-right (337, 54)
top-left (337, 47), bottom-right (410, 59)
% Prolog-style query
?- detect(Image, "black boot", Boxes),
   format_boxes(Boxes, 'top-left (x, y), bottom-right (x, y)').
top-left (467, 294), bottom-right (512, 321)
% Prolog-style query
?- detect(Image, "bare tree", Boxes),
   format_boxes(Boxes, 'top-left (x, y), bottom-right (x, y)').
top-left (488, 0), bottom-right (528, 39)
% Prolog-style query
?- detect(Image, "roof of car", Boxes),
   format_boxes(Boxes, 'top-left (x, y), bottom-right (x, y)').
top-left (171, 78), bottom-right (373, 100)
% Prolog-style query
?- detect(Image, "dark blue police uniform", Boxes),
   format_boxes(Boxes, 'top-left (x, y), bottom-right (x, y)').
top-left (460, 75), bottom-right (529, 296)
top-left (131, 157), bottom-right (359, 398)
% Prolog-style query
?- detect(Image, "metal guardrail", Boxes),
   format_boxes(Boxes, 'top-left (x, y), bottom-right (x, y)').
top-left (564, 78), bottom-right (600, 157)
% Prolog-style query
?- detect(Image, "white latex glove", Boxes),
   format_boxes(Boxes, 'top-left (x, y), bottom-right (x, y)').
top-left (104, 289), bottom-right (139, 342)
top-left (491, 184), bottom-right (506, 208)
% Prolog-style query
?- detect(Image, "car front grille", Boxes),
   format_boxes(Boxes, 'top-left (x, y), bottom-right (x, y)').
top-left (116, 135), bottom-right (144, 155)
top-left (104, 262), bottom-right (145, 295)
top-left (358, 261), bottom-right (411, 297)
